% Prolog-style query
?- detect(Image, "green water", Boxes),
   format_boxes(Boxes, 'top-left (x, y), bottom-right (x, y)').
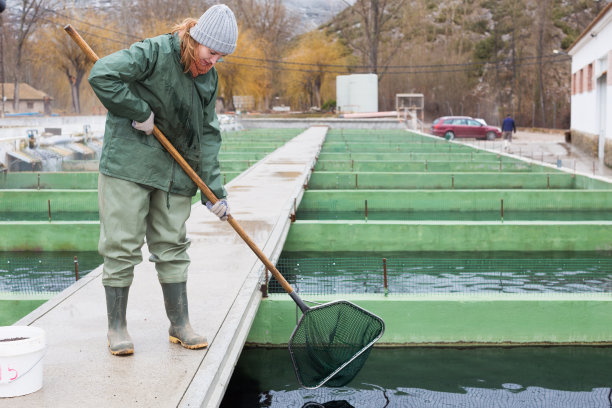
top-left (271, 252), bottom-right (612, 295)
top-left (221, 347), bottom-right (612, 407)
top-left (0, 251), bottom-right (102, 293)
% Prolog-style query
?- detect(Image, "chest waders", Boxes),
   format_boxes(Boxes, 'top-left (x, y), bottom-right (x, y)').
top-left (67, 25), bottom-right (384, 386)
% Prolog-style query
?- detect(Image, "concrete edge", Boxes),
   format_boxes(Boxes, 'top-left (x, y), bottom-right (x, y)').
top-left (249, 295), bottom-right (612, 345)
top-left (180, 193), bottom-right (295, 408)
top-left (179, 127), bottom-right (325, 407)
top-left (179, 264), bottom-right (262, 408)
top-left (14, 263), bottom-right (103, 326)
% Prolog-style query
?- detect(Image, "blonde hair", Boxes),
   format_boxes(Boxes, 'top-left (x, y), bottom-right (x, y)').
top-left (172, 18), bottom-right (199, 73)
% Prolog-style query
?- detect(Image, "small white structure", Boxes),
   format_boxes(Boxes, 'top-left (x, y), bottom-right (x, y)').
top-left (336, 73), bottom-right (378, 114)
top-left (232, 95), bottom-right (255, 112)
top-left (567, 3), bottom-right (612, 166)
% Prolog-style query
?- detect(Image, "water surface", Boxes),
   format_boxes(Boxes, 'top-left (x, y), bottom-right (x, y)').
top-left (222, 347), bottom-right (612, 407)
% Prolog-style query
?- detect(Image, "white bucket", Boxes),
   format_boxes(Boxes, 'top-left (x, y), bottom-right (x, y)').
top-left (0, 326), bottom-right (46, 398)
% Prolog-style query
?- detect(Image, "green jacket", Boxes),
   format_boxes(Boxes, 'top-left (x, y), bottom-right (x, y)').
top-left (88, 33), bottom-right (226, 201)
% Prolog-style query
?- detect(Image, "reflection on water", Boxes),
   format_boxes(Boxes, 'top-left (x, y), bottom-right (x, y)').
top-left (221, 347), bottom-right (612, 408)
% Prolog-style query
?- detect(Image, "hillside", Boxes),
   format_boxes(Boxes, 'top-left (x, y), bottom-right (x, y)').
top-left (282, 0), bottom-right (355, 33)
top-left (321, 0), bottom-right (609, 126)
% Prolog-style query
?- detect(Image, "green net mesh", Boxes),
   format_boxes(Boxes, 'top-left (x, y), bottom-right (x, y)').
top-left (288, 300), bottom-right (384, 388)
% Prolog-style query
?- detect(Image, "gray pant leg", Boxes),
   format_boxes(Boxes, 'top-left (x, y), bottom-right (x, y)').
top-left (98, 174), bottom-right (150, 287)
top-left (145, 189), bottom-right (192, 284)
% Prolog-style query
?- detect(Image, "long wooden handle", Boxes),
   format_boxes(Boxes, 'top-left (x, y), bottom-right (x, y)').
top-left (64, 25), bottom-right (296, 295)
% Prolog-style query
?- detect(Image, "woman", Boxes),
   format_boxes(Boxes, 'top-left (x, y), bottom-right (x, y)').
top-left (88, 4), bottom-right (238, 356)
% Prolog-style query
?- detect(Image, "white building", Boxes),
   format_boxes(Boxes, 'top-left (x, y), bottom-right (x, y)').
top-left (568, 3), bottom-right (612, 166)
top-left (336, 74), bottom-right (378, 113)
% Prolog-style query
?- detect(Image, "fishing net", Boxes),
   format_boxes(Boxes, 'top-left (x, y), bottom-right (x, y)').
top-left (288, 300), bottom-right (385, 389)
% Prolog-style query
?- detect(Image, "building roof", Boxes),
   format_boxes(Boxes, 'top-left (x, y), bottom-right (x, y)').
top-left (1, 82), bottom-right (52, 101)
top-left (567, 2), bottom-right (612, 53)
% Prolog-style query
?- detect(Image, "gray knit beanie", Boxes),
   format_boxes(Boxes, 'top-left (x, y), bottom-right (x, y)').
top-left (190, 4), bottom-right (238, 55)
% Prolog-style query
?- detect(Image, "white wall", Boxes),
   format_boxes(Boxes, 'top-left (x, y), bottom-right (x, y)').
top-left (336, 74), bottom-right (378, 113)
top-left (571, 91), bottom-right (599, 135)
top-left (0, 116), bottom-right (106, 141)
top-left (569, 9), bottom-right (612, 142)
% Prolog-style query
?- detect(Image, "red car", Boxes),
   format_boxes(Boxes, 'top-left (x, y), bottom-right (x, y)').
top-left (431, 116), bottom-right (501, 140)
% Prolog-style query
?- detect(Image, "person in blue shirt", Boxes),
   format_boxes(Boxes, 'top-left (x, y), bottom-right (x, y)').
top-left (501, 114), bottom-right (516, 149)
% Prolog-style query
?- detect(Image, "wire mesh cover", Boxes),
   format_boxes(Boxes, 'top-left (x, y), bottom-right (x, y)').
top-left (288, 300), bottom-right (385, 389)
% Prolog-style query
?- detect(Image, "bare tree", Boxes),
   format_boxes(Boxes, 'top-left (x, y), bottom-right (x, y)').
top-left (1, 9), bottom-right (6, 117)
top-left (228, 0), bottom-right (296, 47)
top-left (226, 0), bottom-right (298, 109)
top-left (54, 25), bottom-right (91, 114)
top-left (339, 0), bottom-right (405, 81)
top-left (534, 0), bottom-right (553, 127)
top-left (9, 0), bottom-right (55, 111)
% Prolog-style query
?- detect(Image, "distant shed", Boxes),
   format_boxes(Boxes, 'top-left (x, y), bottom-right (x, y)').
top-left (1, 82), bottom-right (52, 115)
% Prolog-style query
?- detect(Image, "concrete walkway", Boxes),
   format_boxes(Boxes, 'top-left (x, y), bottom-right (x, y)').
top-left (11, 127), bottom-right (327, 407)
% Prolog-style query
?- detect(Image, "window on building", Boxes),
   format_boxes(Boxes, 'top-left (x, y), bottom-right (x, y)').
top-left (572, 73), bottom-right (576, 95)
top-left (26, 102), bottom-right (34, 109)
top-left (587, 63), bottom-right (593, 92)
top-left (579, 69), bottom-right (584, 93)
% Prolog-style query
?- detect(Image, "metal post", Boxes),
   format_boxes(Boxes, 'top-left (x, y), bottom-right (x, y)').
top-left (501, 199), bottom-right (504, 222)
top-left (383, 258), bottom-right (388, 296)
top-left (290, 198), bottom-right (296, 222)
top-left (261, 268), bottom-right (269, 298)
top-left (74, 256), bottom-right (79, 281)
top-left (48, 200), bottom-right (51, 221)
top-left (365, 199), bottom-right (368, 221)
top-left (355, 173), bottom-right (358, 189)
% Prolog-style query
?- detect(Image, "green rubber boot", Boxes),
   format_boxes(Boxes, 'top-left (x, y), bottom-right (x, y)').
top-left (161, 282), bottom-right (208, 349)
top-left (104, 286), bottom-right (134, 356)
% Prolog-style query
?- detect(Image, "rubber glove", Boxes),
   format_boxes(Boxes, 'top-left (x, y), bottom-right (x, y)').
top-left (206, 199), bottom-right (229, 221)
top-left (132, 111), bottom-right (155, 135)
